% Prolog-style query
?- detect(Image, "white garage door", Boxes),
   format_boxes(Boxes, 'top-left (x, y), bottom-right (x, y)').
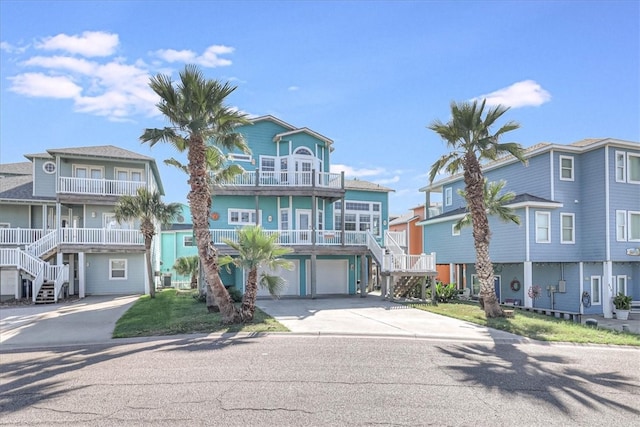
top-left (256, 260), bottom-right (300, 297)
top-left (307, 259), bottom-right (349, 295)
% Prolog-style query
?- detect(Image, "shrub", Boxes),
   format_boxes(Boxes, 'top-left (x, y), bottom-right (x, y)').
top-left (435, 283), bottom-right (459, 303)
top-left (192, 286), bottom-right (244, 303)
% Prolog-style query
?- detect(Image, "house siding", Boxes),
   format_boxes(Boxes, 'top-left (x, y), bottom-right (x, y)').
top-left (85, 253), bottom-right (145, 295)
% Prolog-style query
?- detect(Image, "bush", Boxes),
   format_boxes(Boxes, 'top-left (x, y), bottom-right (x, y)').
top-left (435, 283), bottom-right (459, 303)
top-left (192, 286), bottom-right (243, 303)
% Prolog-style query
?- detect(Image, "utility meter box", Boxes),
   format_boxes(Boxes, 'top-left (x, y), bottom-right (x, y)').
top-left (558, 280), bottom-right (566, 293)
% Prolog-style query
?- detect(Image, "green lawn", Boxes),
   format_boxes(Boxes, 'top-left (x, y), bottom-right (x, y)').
top-left (410, 301), bottom-right (640, 346)
top-left (113, 289), bottom-right (288, 338)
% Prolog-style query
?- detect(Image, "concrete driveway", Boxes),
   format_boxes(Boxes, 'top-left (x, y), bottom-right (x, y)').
top-left (0, 295), bottom-right (139, 349)
top-left (257, 296), bottom-right (525, 342)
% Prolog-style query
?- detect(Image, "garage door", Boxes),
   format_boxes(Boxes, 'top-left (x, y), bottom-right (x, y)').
top-left (306, 259), bottom-right (349, 295)
top-left (256, 260), bottom-right (300, 297)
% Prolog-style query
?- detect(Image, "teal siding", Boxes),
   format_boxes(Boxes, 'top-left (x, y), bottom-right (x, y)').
top-left (0, 205), bottom-right (30, 227)
top-left (32, 158), bottom-right (56, 197)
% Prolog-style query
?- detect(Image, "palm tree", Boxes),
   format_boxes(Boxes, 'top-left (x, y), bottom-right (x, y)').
top-left (141, 64), bottom-right (250, 323)
top-left (115, 188), bottom-right (181, 298)
top-left (220, 225), bottom-right (293, 321)
top-left (454, 179), bottom-right (520, 232)
top-left (428, 99), bottom-right (525, 318)
top-left (173, 255), bottom-right (199, 289)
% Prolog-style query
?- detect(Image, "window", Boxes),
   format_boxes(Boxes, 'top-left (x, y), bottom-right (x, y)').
top-left (629, 211), bottom-right (640, 241)
top-left (317, 210), bottom-right (324, 231)
top-left (334, 201), bottom-right (382, 236)
top-left (560, 213), bottom-right (575, 244)
top-left (228, 209), bottom-right (260, 225)
top-left (260, 157), bottom-right (276, 172)
top-left (591, 276), bottom-right (601, 305)
top-left (0, 223), bottom-right (10, 228)
top-left (229, 153), bottom-right (252, 162)
top-left (471, 274), bottom-right (480, 296)
top-left (183, 235), bottom-right (194, 246)
top-left (615, 151), bottom-right (626, 182)
top-left (74, 165), bottom-right (103, 179)
top-left (445, 187), bottom-right (452, 206)
top-left (629, 153), bottom-right (640, 184)
top-left (280, 209), bottom-right (290, 231)
top-left (617, 276), bottom-right (628, 296)
top-left (616, 210), bottom-right (627, 241)
top-left (559, 155), bottom-right (574, 181)
top-left (535, 211), bottom-right (551, 243)
top-left (452, 223), bottom-right (460, 236)
top-left (110, 259), bottom-right (127, 280)
top-left (43, 161), bottom-right (56, 174)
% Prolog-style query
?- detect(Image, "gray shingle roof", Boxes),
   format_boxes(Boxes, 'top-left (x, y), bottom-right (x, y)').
top-left (46, 145), bottom-right (155, 161)
top-left (0, 175), bottom-right (54, 201)
top-left (0, 162), bottom-right (31, 176)
top-left (345, 179), bottom-right (394, 193)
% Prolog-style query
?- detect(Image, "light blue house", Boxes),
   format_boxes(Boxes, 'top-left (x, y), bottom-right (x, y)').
top-left (419, 138), bottom-right (639, 318)
top-left (162, 115), bottom-right (437, 297)
top-left (0, 146), bottom-right (165, 302)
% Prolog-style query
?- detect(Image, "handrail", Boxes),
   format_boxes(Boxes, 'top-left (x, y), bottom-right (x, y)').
top-left (0, 228), bottom-right (45, 245)
top-left (215, 170), bottom-right (343, 189)
top-left (58, 177), bottom-right (146, 196)
top-left (59, 228), bottom-right (144, 245)
top-left (53, 264), bottom-right (69, 303)
top-left (385, 231), bottom-right (406, 248)
top-left (26, 230), bottom-right (58, 257)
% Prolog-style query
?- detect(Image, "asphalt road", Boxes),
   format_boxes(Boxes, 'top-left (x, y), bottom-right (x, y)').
top-left (1, 335), bottom-right (639, 426)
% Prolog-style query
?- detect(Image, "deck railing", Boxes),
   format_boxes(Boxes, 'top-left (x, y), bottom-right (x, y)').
top-left (215, 170), bottom-right (343, 189)
top-left (0, 228), bottom-right (45, 246)
top-left (58, 228), bottom-right (144, 245)
top-left (58, 177), bottom-right (146, 196)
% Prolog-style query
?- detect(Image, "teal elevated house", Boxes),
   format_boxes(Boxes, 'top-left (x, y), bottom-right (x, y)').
top-left (161, 116), bottom-right (436, 297)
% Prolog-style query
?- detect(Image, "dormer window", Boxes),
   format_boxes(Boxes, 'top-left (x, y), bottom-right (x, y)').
top-left (43, 161), bottom-right (56, 174)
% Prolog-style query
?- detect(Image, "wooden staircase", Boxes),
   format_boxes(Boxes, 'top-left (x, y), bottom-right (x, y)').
top-left (393, 275), bottom-right (428, 298)
top-left (35, 282), bottom-right (56, 304)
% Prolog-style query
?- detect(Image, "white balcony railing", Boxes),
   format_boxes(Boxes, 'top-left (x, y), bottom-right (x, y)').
top-left (216, 170), bottom-right (343, 189)
top-left (58, 177), bottom-right (146, 196)
top-left (0, 228), bottom-right (45, 246)
top-left (58, 228), bottom-right (144, 245)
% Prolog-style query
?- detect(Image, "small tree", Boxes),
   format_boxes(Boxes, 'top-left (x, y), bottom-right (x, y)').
top-left (115, 188), bottom-right (181, 298)
top-left (220, 225), bottom-right (293, 321)
top-left (173, 255), bottom-right (200, 289)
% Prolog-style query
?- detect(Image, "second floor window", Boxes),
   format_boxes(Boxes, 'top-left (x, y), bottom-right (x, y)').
top-left (630, 211), bottom-right (640, 241)
top-left (183, 236), bottom-right (194, 247)
top-left (616, 210), bottom-right (627, 241)
top-left (560, 213), bottom-right (575, 244)
top-left (445, 187), bottom-right (452, 206)
top-left (616, 151), bottom-right (626, 182)
top-left (229, 209), bottom-right (259, 226)
top-left (629, 153), bottom-right (640, 184)
top-left (334, 201), bottom-right (381, 237)
top-left (535, 211), bottom-right (551, 243)
top-left (559, 155), bottom-right (574, 181)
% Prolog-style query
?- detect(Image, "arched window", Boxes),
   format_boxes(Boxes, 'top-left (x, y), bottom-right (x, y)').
top-left (294, 147), bottom-right (313, 156)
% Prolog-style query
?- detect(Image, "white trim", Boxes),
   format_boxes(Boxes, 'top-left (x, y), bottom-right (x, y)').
top-left (0, 222), bottom-right (10, 228)
top-left (115, 167), bottom-right (144, 182)
top-left (629, 211), bottom-right (640, 242)
top-left (616, 210), bottom-right (627, 241)
top-left (109, 259), bottom-right (127, 280)
top-left (560, 212), bottom-right (575, 244)
top-left (228, 208), bottom-right (260, 226)
top-left (628, 152), bottom-right (640, 184)
top-left (535, 211), bottom-right (551, 243)
top-left (590, 275), bottom-right (601, 305)
top-left (451, 223), bottom-right (460, 236)
top-left (559, 155), bottom-right (574, 181)
top-left (616, 275), bottom-right (628, 296)
top-left (42, 161), bottom-right (56, 174)
top-left (444, 187), bottom-right (452, 206)
top-left (183, 235), bottom-right (194, 247)
top-left (73, 164), bottom-right (104, 179)
top-left (550, 150), bottom-right (554, 200)
top-left (615, 150), bottom-right (626, 183)
top-left (229, 153), bottom-right (252, 162)
top-left (605, 148), bottom-right (611, 260)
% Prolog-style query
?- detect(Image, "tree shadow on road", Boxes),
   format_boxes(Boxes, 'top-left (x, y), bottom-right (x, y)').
top-left (0, 332), bottom-right (260, 415)
top-left (436, 342), bottom-right (640, 417)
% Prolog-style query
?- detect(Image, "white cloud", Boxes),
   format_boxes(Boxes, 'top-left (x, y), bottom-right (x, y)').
top-left (374, 176), bottom-right (400, 185)
top-left (475, 80), bottom-right (551, 108)
top-left (330, 164), bottom-right (385, 178)
top-left (8, 73), bottom-right (82, 98)
top-left (154, 44), bottom-right (233, 67)
top-left (1, 41), bottom-right (28, 54)
top-left (288, 86), bottom-right (300, 91)
top-left (23, 56), bottom-right (97, 75)
top-left (37, 31), bottom-right (119, 57)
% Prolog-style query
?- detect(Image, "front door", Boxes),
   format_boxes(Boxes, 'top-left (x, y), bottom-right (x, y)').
top-left (297, 210), bottom-right (312, 244)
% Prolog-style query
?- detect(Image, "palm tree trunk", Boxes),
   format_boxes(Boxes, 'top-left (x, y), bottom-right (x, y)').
top-left (144, 236), bottom-right (156, 298)
top-left (241, 268), bottom-right (258, 321)
top-left (465, 153), bottom-right (503, 318)
top-left (188, 135), bottom-right (241, 324)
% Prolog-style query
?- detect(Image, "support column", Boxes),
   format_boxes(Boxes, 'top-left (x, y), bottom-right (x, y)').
top-left (360, 254), bottom-right (366, 297)
top-left (310, 254), bottom-right (317, 299)
top-left (524, 261), bottom-right (532, 307)
top-left (78, 252), bottom-right (86, 298)
top-left (603, 261), bottom-right (613, 319)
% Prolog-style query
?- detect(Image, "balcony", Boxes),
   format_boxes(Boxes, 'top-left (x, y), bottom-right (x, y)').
top-left (0, 228), bottom-right (45, 246)
top-left (58, 177), bottom-right (147, 197)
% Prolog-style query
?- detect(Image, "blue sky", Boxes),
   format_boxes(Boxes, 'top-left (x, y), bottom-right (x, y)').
top-left (1, 1), bottom-right (638, 214)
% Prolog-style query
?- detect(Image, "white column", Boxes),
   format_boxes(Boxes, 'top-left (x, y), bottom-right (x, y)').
top-left (603, 261), bottom-right (613, 319)
top-left (78, 252), bottom-right (86, 298)
top-left (144, 253), bottom-right (151, 295)
top-left (524, 261), bottom-right (533, 307)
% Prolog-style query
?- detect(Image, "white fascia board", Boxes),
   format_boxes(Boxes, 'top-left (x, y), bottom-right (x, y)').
top-left (417, 212), bottom-right (466, 226)
top-left (508, 201), bottom-right (564, 209)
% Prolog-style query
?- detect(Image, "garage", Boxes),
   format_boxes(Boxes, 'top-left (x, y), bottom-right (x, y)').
top-left (307, 259), bottom-right (349, 295)
top-left (256, 260), bottom-right (300, 297)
